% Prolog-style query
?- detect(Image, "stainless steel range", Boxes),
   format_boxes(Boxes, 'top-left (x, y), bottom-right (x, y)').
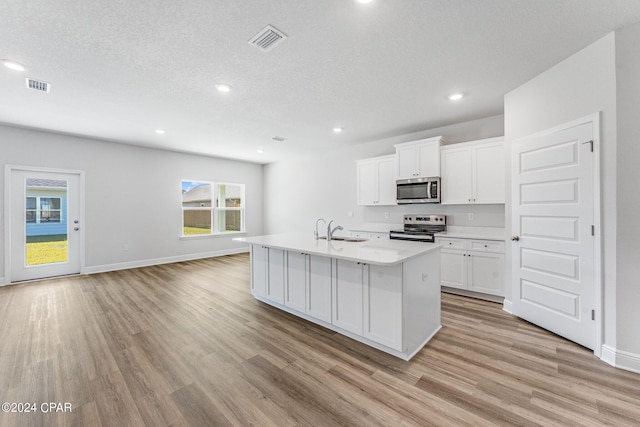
top-left (389, 214), bottom-right (446, 243)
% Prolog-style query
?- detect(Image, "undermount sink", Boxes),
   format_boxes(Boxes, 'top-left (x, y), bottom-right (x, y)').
top-left (318, 236), bottom-right (368, 242)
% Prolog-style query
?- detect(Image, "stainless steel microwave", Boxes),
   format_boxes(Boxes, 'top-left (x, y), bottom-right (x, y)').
top-left (396, 177), bottom-right (440, 204)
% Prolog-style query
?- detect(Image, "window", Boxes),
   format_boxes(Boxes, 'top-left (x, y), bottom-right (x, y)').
top-left (181, 180), bottom-right (245, 236)
top-left (25, 196), bottom-right (62, 224)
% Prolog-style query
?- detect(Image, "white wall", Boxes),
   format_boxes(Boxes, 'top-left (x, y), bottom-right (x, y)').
top-left (615, 22), bottom-right (640, 356)
top-left (504, 34), bottom-right (619, 348)
top-left (0, 124), bottom-right (263, 281)
top-left (263, 115), bottom-right (505, 235)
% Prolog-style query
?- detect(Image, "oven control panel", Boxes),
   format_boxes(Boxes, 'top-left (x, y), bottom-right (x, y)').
top-left (403, 214), bottom-right (446, 225)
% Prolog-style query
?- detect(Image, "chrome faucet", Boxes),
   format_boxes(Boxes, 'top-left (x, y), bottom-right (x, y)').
top-left (315, 218), bottom-right (327, 239)
top-left (327, 220), bottom-right (343, 241)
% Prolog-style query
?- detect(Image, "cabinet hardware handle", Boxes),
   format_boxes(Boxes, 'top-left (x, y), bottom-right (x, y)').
top-left (511, 236), bottom-right (520, 241)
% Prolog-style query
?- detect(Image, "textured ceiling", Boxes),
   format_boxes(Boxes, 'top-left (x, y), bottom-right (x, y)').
top-left (2, 0), bottom-right (640, 164)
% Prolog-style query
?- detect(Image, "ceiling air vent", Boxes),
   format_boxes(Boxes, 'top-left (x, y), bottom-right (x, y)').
top-left (272, 136), bottom-right (286, 142)
top-left (25, 78), bottom-right (50, 93)
top-left (249, 25), bottom-right (287, 52)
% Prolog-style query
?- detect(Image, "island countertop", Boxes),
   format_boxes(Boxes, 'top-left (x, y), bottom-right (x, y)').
top-left (234, 233), bottom-right (440, 266)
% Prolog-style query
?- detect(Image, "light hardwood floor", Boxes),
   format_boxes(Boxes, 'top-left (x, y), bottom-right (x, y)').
top-left (0, 253), bottom-right (639, 426)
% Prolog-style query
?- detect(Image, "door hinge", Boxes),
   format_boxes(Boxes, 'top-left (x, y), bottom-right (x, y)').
top-left (591, 225), bottom-right (595, 236)
top-left (583, 140), bottom-right (594, 152)
top-left (591, 309), bottom-right (595, 321)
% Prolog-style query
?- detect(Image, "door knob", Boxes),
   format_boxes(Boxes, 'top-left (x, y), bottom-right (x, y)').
top-left (511, 236), bottom-right (520, 241)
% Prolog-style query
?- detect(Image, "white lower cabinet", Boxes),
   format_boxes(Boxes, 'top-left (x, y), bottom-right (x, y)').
top-left (250, 245), bottom-right (268, 297)
top-left (467, 251), bottom-right (504, 295)
top-left (306, 255), bottom-right (332, 323)
top-left (363, 264), bottom-right (403, 351)
top-left (436, 237), bottom-right (505, 297)
top-left (284, 252), bottom-right (333, 322)
top-left (332, 259), bottom-right (364, 335)
top-left (266, 248), bottom-right (285, 304)
top-left (285, 252), bottom-right (307, 312)
top-left (251, 245), bottom-right (285, 303)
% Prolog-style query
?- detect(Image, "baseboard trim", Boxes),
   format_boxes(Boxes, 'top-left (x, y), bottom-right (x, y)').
top-left (441, 286), bottom-right (504, 303)
top-left (503, 299), bottom-right (513, 314)
top-left (0, 276), bottom-right (6, 287)
top-left (82, 247), bottom-right (250, 275)
top-left (601, 344), bottom-right (640, 374)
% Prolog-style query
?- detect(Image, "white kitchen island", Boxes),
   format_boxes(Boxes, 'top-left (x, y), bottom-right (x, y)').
top-left (234, 233), bottom-right (441, 361)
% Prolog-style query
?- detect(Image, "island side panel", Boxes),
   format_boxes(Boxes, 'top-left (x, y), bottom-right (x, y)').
top-left (403, 249), bottom-right (441, 356)
top-left (250, 244), bottom-right (267, 297)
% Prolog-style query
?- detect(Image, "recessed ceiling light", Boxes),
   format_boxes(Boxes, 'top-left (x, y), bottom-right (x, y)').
top-left (215, 83), bottom-right (232, 93)
top-left (155, 129), bottom-right (166, 134)
top-left (333, 127), bottom-right (344, 133)
top-left (355, 0), bottom-right (373, 4)
top-left (256, 149), bottom-right (265, 154)
top-left (448, 93), bottom-right (464, 101)
top-left (2, 59), bottom-right (25, 71)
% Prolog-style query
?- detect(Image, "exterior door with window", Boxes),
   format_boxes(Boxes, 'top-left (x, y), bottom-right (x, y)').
top-left (9, 169), bottom-right (82, 282)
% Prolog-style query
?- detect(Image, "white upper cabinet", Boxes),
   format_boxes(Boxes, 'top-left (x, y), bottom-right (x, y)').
top-left (394, 136), bottom-right (443, 179)
top-left (356, 155), bottom-right (397, 206)
top-left (441, 137), bottom-right (505, 204)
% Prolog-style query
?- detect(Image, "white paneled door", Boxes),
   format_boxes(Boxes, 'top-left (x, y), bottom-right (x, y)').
top-left (9, 168), bottom-right (82, 282)
top-left (511, 116), bottom-right (599, 350)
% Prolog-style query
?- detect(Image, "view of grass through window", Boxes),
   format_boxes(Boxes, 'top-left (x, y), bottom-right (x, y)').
top-left (26, 234), bottom-right (68, 265)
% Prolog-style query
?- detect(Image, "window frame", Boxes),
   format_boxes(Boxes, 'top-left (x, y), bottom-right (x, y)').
top-left (26, 196), bottom-right (63, 224)
top-left (181, 180), bottom-right (245, 238)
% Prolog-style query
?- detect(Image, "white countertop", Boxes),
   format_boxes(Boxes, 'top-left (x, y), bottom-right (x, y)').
top-left (234, 233), bottom-right (440, 265)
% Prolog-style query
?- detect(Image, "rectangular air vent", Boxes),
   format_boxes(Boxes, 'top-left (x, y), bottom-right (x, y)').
top-left (249, 25), bottom-right (287, 52)
top-left (25, 78), bottom-right (50, 93)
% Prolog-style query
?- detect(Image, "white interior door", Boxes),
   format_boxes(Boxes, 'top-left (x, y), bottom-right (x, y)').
top-left (9, 168), bottom-right (82, 282)
top-left (511, 118), bottom-right (598, 350)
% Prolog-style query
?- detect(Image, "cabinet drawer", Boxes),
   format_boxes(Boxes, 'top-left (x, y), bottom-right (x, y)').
top-left (470, 240), bottom-right (505, 253)
top-left (437, 238), bottom-right (467, 250)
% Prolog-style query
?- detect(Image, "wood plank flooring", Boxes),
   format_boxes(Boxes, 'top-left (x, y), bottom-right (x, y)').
top-left (1, 253), bottom-right (639, 426)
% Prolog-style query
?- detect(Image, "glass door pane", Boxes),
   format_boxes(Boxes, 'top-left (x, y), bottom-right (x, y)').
top-left (25, 178), bottom-right (68, 266)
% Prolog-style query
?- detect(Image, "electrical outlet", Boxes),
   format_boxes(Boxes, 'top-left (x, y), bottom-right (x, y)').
top-left (347, 211), bottom-right (353, 217)
top-left (467, 213), bottom-right (475, 221)
top-left (384, 212), bottom-right (390, 219)
top-left (123, 243), bottom-right (129, 251)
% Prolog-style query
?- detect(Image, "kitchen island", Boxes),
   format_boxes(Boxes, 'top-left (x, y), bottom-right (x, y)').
top-left (234, 233), bottom-right (441, 360)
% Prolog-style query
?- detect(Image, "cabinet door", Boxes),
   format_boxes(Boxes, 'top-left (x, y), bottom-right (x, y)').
top-left (250, 245), bottom-right (268, 297)
top-left (473, 143), bottom-right (505, 204)
top-left (332, 259), bottom-right (363, 335)
top-left (396, 145), bottom-right (417, 179)
top-left (417, 140), bottom-right (440, 177)
top-left (266, 248), bottom-right (285, 304)
top-left (377, 156), bottom-right (397, 205)
top-left (440, 249), bottom-right (467, 289)
top-left (307, 255), bottom-right (332, 323)
top-left (357, 159), bottom-right (377, 205)
top-left (468, 251), bottom-right (504, 296)
top-left (363, 264), bottom-right (403, 351)
top-left (285, 252), bottom-right (307, 312)
top-left (441, 147), bottom-right (473, 204)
